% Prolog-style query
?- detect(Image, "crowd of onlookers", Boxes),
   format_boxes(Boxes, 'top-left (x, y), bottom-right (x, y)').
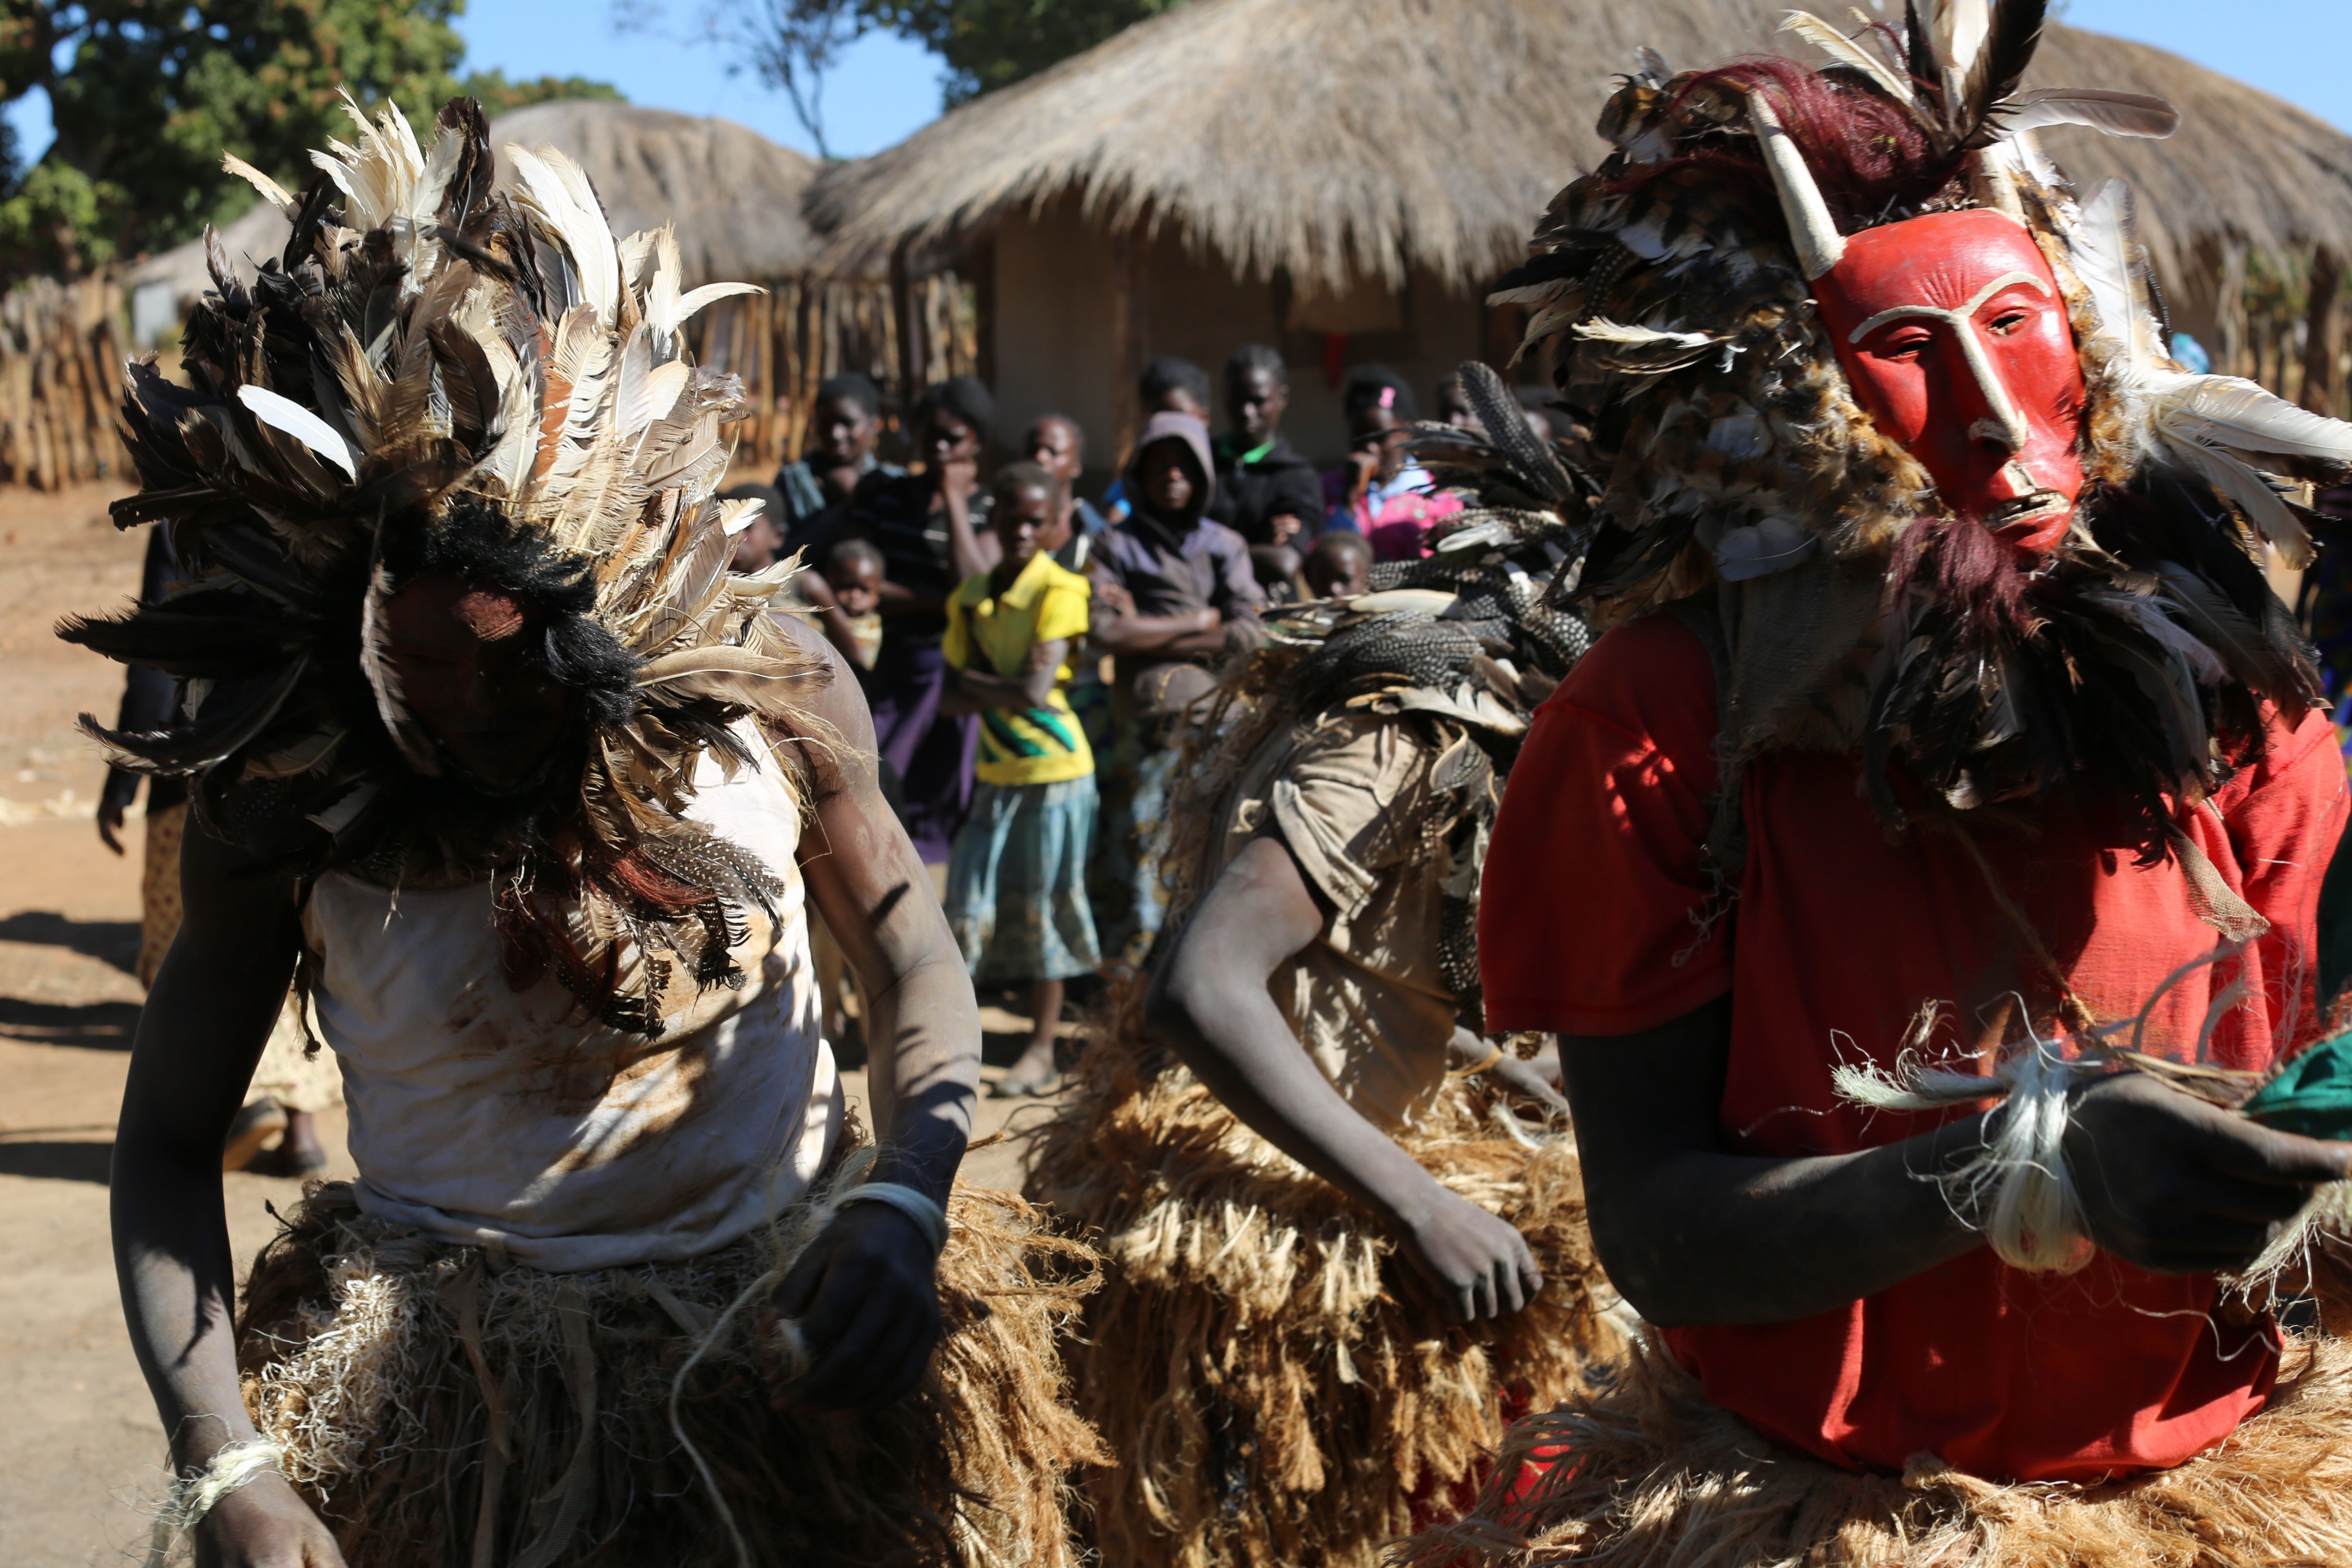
top-left (724, 347), bottom-right (1566, 1094)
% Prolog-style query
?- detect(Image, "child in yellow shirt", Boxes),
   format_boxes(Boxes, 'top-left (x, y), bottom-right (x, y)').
top-left (941, 463), bottom-right (1102, 1096)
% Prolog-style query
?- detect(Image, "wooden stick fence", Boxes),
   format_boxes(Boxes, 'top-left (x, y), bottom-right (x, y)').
top-left (697, 271), bottom-right (979, 477)
top-left (0, 273), bottom-right (132, 490)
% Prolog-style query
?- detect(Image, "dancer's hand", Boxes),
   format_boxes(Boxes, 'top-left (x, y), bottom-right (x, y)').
top-left (194, 1472), bottom-right (347, 1567)
top-left (771, 1202), bottom-right (944, 1411)
top-left (1487, 1052), bottom-right (1572, 1117)
top-left (1398, 1183), bottom-right (1544, 1322)
top-left (97, 799), bottom-right (126, 855)
top-left (2063, 1071), bottom-right (2352, 1275)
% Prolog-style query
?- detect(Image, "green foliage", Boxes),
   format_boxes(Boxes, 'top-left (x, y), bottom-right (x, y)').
top-left (860, 0), bottom-right (1186, 103)
top-left (459, 69), bottom-right (626, 119)
top-left (0, 158), bottom-right (123, 273)
top-left (0, 1), bottom-right (624, 278)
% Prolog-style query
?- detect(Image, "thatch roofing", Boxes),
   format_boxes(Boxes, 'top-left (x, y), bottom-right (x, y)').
top-left (128, 100), bottom-right (831, 311)
top-left (488, 101), bottom-right (826, 284)
top-left (809, 0), bottom-right (2352, 294)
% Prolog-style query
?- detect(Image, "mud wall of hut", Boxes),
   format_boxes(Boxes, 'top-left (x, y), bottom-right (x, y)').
top-left (989, 199), bottom-right (1485, 483)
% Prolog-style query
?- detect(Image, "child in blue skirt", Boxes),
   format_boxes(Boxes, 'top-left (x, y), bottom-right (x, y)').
top-left (942, 462), bottom-right (1103, 1096)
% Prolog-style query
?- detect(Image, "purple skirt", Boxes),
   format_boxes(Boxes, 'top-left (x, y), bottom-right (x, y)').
top-left (865, 639), bottom-right (978, 865)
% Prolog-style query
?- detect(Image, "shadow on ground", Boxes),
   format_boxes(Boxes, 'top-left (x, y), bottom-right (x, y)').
top-left (0, 998), bottom-right (142, 1049)
top-left (0, 912), bottom-right (142, 976)
top-left (0, 1139), bottom-right (113, 1183)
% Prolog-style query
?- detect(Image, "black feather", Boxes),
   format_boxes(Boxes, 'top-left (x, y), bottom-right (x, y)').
top-left (1958, 0), bottom-right (2049, 148)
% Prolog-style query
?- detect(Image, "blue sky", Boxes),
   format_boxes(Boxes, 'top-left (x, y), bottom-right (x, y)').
top-left (6, 0), bottom-right (2348, 168)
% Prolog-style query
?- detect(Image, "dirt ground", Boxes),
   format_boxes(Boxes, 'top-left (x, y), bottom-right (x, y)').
top-left (0, 482), bottom-right (1057, 1564)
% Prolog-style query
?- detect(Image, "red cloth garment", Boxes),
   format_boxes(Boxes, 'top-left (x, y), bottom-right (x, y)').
top-left (1481, 612), bottom-right (2350, 1483)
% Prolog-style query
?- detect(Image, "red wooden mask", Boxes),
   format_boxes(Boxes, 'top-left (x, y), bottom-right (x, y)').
top-left (1812, 210), bottom-right (2087, 555)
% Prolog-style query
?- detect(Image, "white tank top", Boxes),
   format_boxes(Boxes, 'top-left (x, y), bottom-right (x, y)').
top-left (301, 729), bottom-right (840, 1271)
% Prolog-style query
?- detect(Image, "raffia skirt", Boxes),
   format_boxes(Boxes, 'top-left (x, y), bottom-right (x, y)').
top-left (235, 1161), bottom-right (1110, 1568)
top-left (1025, 1036), bottom-right (1625, 1568)
top-left (1396, 1246), bottom-right (2352, 1568)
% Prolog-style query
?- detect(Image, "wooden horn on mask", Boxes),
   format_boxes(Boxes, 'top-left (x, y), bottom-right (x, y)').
top-left (1748, 91), bottom-right (1847, 280)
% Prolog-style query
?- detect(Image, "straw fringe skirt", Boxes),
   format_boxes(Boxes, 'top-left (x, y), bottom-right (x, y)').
top-left (1026, 1038), bottom-right (1625, 1568)
top-left (1398, 1304), bottom-right (2352, 1568)
top-left (235, 1170), bottom-right (1111, 1568)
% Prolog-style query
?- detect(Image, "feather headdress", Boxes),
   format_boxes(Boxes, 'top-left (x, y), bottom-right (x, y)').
top-left (60, 96), bottom-right (817, 1034)
top-left (1498, 1), bottom-right (2346, 872)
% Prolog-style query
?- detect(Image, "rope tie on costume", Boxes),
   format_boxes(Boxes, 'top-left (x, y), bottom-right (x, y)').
top-left (664, 1151), bottom-right (953, 1568)
top-left (144, 1438), bottom-right (284, 1566)
top-left (1835, 943), bottom-right (2279, 1275)
top-left (1837, 1025), bottom-right (2102, 1272)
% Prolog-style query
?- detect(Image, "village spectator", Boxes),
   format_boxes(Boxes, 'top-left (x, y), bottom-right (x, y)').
top-left (845, 374), bottom-right (1000, 868)
top-left (1327, 364), bottom-right (1461, 559)
top-left (1302, 528), bottom-right (1372, 600)
top-left (773, 372), bottom-right (898, 556)
top-left (1435, 370), bottom-right (1480, 430)
top-left (720, 481), bottom-right (787, 573)
top-left (1211, 346), bottom-right (1325, 553)
top-left (1104, 357), bottom-right (1214, 524)
top-left (808, 536), bottom-right (886, 671)
top-left (1026, 414), bottom-right (1107, 568)
top-left (941, 463), bottom-right (1103, 1098)
top-left (1088, 410), bottom-right (1263, 965)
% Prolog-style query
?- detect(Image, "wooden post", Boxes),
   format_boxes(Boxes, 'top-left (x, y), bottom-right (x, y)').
top-left (967, 235), bottom-right (997, 392)
top-left (2217, 244), bottom-right (2250, 380)
top-left (890, 241), bottom-right (922, 412)
top-left (2303, 247), bottom-right (2342, 416)
top-left (1110, 223), bottom-right (1149, 462)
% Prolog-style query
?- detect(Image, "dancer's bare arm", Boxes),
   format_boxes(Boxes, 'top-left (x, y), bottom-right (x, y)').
top-left (768, 614), bottom-right (982, 1407)
top-left (1561, 1001), bottom-right (2352, 1326)
top-left (113, 821), bottom-right (344, 1566)
top-left (1148, 833), bottom-right (1542, 1322)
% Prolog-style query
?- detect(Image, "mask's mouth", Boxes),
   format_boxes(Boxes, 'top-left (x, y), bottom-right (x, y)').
top-left (1984, 489), bottom-right (2075, 547)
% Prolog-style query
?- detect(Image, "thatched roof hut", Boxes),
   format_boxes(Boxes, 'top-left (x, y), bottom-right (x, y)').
top-left (811, 0), bottom-right (2352, 466)
top-left (815, 0), bottom-right (2352, 294)
top-left (488, 102), bottom-right (824, 286)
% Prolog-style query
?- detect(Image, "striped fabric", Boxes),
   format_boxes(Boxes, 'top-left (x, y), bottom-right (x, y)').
top-left (943, 550), bottom-right (1096, 786)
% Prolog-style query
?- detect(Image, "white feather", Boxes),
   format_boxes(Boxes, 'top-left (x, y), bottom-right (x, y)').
top-left (672, 283), bottom-right (764, 341)
top-left (2143, 368), bottom-right (2352, 571)
top-left (2157, 424), bottom-right (2315, 568)
top-left (2160, 376), bottom-right (2352, 469)
top-left (1780, 11), bottom-right (1919, 114)
top-left (237, 385), bottom-right (358, 479)
top-left (220, 154), bottom-right (295, 214)
top-left (642, 227), bottom-right (684, 355)
top-left (1574, 318), bottom-right (1720, 349)
top-left (1349, 588), bottom-right (1459, 616)
top-left (1930, 0), bottom-right (1991, 105)
top-left (2069, 180), bottom-right (2156, 369)
top-left (1998, 89), bottom-right (2179, 141)
top-left (506, 144), bottom-right (620, 327)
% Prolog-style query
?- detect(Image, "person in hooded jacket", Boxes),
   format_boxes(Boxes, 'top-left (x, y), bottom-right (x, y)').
top-left (1087, 412), bottom-right (1264, 967)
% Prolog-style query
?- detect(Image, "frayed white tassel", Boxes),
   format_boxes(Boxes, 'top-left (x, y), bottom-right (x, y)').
top-left (1835, 1033), bottom-right (2102, 1273)
top-left (2238, 1179), bottom-right (2352, 1298)
top-left (145, 1438), bottom-right (284, 1566)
